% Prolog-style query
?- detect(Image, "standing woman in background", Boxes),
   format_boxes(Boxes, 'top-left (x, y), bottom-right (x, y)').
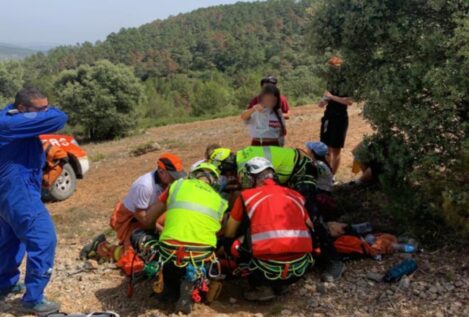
top-left (241, 84), bottom-right (286, 146)
top-left (248, 76), bottom-right (290, 119)
top-left (318, 56), bottom-right (353, 175)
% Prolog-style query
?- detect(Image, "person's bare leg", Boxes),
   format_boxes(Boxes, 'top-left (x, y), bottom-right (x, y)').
top-left (329, 147), bottom-right (342, 175)
top-left (326, 149), bottom-right (332, 166)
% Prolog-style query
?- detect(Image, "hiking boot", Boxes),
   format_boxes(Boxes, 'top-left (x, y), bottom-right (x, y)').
top-left (21, 298), bottom-right (60, 316)
top-left (272, 284), bottom-right (289, 296)
top-left (206, 279), bottom-right (223, 303)
top-left (174, 280), bottom-right (193, 315)
top-left (0, 282), bottom-right (26, 300)
top-left (80, 234), bottom-right (107, 260)
top-left (244, 286), bottom-right (276, 302)
top-left (321, 260), bottom-right (345, 282)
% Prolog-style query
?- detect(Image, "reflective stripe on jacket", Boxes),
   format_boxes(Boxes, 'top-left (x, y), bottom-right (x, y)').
top-left (160, 179), bottom-right (228, 247)
top-left (241, 179), bottom-right (313, 257)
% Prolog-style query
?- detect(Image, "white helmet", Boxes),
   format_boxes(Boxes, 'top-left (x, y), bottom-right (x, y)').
top-left (190, 159), bottom-right (206, 173)
top-left (245, 157), bottom-right (274, 175)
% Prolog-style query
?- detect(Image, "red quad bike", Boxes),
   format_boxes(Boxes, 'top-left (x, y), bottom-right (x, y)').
top-left (40, 134), bottom-right (90, 201)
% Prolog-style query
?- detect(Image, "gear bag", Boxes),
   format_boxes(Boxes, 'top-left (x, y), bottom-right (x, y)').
top-left (333, 233), bottom-right (397, 258)
top-left (116, 248), bottom-right (144, 276)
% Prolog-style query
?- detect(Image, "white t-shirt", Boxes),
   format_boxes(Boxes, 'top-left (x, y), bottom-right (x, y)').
top-left (316, 161), bottom-right (333, 192)
top-left (246, 108), bottom-right (284, 139)
top-left (123, 171), bottom-right (163, 213)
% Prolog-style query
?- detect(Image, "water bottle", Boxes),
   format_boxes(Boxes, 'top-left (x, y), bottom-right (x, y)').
top-left (383, 259), bottom-right (417, 282)
top-left (393, 243), bottom-right (416, 253)
top-left (364, 233), bottom-right (376, 245)
top-left (364, 234), bottom-right (382, 261)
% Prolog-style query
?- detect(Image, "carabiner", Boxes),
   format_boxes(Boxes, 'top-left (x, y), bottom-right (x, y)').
top-left (208, 260), bottom-right (222, 279)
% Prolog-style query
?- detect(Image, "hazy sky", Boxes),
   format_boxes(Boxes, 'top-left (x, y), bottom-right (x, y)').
top-left (0, 0), bottom-right (250, 47)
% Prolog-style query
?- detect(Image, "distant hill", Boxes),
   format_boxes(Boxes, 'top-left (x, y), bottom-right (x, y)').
top-left (0, 43), bottom-right (36, 61)
top-left (22, 0), bottom-right (316, 79)
top-left (4, 0), bottom-right (322, 130)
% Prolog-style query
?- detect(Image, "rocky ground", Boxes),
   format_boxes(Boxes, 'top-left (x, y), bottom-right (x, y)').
top-left (1, 106), bottom-right (468, 317)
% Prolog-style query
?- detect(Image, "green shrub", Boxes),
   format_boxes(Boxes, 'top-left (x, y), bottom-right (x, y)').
top-left (54, 60), bottom-right (146, 141)
top-left (0, 61), bottom-right (24, 105)
top-left (309, 0), bottom-right (469, 238)
top-left (191, 81), bottom-right (234, 116)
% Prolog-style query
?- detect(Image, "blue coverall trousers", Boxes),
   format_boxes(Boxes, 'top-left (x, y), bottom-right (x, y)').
top-left (0, 170), bottom-right (57, 304)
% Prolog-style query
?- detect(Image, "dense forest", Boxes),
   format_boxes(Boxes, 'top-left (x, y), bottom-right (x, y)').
top-left (0, 43), bottom-right (37, 61)
top-left (0, 0), bottom-right (320, 139)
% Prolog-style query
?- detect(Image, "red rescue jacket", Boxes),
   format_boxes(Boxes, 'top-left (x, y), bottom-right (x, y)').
top-left (241, 179), bottom-right (313, 258)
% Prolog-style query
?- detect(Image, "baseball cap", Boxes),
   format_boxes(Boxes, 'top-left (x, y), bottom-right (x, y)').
top-left (261, 75), bottom-right (278, 86)
top-left (157, 153), bottom-right (186, 179)
top-left (305, 141), bottom-right (328, 157)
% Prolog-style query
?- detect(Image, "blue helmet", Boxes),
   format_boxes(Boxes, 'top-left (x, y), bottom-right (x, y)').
top-left (305, 141), bottom-right (328, 157)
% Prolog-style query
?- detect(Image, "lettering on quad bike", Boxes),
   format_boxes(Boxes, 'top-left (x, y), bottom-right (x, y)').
top-left (41, 137), bottom-right (70, 147)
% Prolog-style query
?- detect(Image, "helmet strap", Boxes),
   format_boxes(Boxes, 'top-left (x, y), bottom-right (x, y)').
top-left (191, 170), bottom-right (217, 187)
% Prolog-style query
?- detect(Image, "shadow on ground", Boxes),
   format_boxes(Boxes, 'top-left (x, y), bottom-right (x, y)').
top-left (94, 275), bottom-right (282, 317)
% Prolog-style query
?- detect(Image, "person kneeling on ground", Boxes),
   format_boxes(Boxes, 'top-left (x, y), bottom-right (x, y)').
top-left (209, 146), bottom-right (347, 282)
top-left (80, 153), bottom-right (186, 263)
top-left (305, 141), bottom-right (337, 216)
top-left (147, 162), bottom-right (228, 314)
top-left (224, 157), bottom-right (314, 301)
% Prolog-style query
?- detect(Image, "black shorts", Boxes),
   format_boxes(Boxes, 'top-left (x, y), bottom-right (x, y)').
top-left (320, 114), bottom-right (349, 148)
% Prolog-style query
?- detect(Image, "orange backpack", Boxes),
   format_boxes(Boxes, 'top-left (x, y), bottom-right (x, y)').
top-left (334, 235), bottom-right (374, 256)
top-left (334, 233), bottom-right (397, 258)
top-left (42, 142), bottom-right (68, 187)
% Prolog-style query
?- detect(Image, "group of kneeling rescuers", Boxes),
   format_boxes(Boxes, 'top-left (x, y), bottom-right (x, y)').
top-left (80, 143), bottom-right (352, 314)
top-left (1, 66), bottom-right (362, 315)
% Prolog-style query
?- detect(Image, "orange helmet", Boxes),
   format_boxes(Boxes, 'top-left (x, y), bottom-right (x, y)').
top-left (157, 153), bottom-right (186, 179)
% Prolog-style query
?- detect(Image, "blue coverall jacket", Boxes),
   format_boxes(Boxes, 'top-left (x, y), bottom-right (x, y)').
top-left (0, 104), bottom-right (68, 304)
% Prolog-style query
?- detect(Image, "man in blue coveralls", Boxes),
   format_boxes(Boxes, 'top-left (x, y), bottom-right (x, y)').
top-left (0, 88), bottom-right (68, 315)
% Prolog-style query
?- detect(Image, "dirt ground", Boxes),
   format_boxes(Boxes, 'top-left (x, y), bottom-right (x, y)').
top-left (1, 105), bottom-right (468, 317)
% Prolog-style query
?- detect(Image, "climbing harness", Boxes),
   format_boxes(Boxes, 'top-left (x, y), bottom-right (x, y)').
top-left (128, 238), bottom-right (223, 304)
top-left (237, 253), bottom-right (314, 281)
top-left (128, 234), bottom-right (161, 298)
top-left (158, 241), bottom-right (222, 304)
top-left (158, 241), bottom-right (217, 268)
